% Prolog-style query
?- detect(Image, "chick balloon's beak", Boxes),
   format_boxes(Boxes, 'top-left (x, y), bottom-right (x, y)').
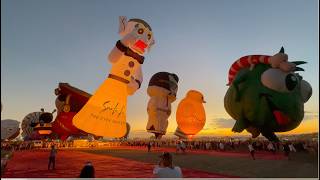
top-left (201, 96), bottom-right (206, 103)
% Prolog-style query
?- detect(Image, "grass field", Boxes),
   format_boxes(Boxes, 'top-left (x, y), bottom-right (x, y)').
top-left (1, 147), bottom-right (318, 178)
top-left (80, 147), bottom-right (318, 178)
top-left (2, 149), bottom-right (232, 178)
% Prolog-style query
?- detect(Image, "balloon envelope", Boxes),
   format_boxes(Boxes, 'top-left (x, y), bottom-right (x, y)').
top-left (52, 83), bottom-right (93, 140)
top-left (39, 113), bottom-right (54, 123)
top-left (33, 123), bottom-right (53, 135)
top-left (146, 72), bottom-right (179, 138)
top-left (52, 112), bottom-right (87, 140)
top-left (224, 50), bottom-right (312, 142)
top-left (21, 112), bottom-right (41, 139)
top-left (176, 90), bottom-right (206, 135)
top-left (1, 119), bottom-right (20, 140)
top-left (72, 17), bottom-right (153, 138)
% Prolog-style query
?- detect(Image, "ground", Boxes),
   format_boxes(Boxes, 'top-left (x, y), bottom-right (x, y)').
top-left (2, 146), bottom-right (318, 178)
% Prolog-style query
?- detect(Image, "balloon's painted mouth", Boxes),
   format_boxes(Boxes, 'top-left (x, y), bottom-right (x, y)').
top-left (273, 110), bottom-right (290, 126)
top-left (260, 93), bottom-right (290, 126)
top-left (133, 40), bottom-right (147, 53)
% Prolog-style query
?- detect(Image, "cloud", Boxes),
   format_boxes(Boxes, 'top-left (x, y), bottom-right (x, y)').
top-left (206, 117), bottom-right (235, 129)
top-left (303, 111), bottom-right (318, 121)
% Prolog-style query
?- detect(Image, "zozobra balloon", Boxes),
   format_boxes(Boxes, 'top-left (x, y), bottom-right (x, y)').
top-left (73, 16), bottom-right (155, 137)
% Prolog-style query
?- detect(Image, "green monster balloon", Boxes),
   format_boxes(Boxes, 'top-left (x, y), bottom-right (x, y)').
top-left (224, 47), bottom-right (312, 142)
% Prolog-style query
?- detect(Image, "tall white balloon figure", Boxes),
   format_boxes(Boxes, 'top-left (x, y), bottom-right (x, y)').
top-left (146, 72), bottom-right (179, 139)
top-left (73, 16), bottom-right (155, 137)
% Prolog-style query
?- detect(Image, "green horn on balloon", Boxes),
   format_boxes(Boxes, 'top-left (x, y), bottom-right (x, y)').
top-left (291, 61), bottom-right (307, 65)
top-left (279, 47), bottom-right (285, 53)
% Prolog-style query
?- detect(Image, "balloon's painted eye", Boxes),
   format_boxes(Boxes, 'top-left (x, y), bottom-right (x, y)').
top-left (285, 74), bottom-right (298, 91)
top-left (261, 68), bottom-right (298, 92)
top-left (147, 34), bottom-right (151, 40)
top-left (138, 28), bottom-right (144, 34)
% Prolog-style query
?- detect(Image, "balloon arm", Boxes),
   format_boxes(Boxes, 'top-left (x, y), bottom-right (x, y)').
top-left (127, 67), bottom-right (143, 95)
top-left (156, 108), bottom-right (170, 114)
top-left (134, 67), bottom-right (143, 86)
top-left (127, 78), bottom-right (139, 95)
top-left (147, 98), bottom-right (158, 112)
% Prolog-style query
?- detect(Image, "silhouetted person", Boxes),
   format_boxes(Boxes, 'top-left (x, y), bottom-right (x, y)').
top-left (267, 142), bottom-right (276, 155)
top-left (180, 141), bottom-right (186, 153)
top-left (153, 152), bottom-right (182, 178)
top-left (147, 142), bottom-right (152, 152)
top-left (248, 142), bottom-right (255, 160)
top-left (48, 145), bottom-right (57, 170)
top-left (283, 142), bottom-right (290, 160)
top-left (79, 162), bottom-right (95, 178)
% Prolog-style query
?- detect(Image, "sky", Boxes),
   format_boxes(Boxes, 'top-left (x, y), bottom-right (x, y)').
top-left (1, 0), bottom-right (319, 138)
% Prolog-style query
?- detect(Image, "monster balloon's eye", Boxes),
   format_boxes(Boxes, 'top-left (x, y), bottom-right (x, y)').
top-left (147, 34), bottom-right (152, 40)
top-left (261, 68), bottom-right (298, 92)
top-left (285, 74), bottom-right (298, 91)
top-left (300, 80), bottom-right (312, 103)
top-left (138, 28), bottom-right (144, 34)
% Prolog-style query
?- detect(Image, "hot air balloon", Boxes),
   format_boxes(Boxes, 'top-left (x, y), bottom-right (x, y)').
top-left (32, 109), bottom-right (56, 136)
top-left (52, 83), bottom-right (91, 140)
top-left (21, 112), bottom-right (41, 140)
top-left (1, 119), bottom-right (20, 140)
top-left (73, 16), bottom-right (155, 138)
top-left (224, 47), bottom-right (312, 142)
top-left (176, 90), bottom-right (206, 139)
top-left (146, 72), bottom-right (179, 139)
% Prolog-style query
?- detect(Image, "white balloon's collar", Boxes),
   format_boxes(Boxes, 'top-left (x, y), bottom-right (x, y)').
top-left (116, 40), bottom-right (144, 64)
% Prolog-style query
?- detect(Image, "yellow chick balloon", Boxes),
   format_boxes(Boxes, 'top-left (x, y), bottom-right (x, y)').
top-left (176, 90), bottom-right (206, 136)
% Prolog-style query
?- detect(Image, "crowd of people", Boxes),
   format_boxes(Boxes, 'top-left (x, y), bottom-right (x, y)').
top-left (121, 138), bottom-right (318, 155)
top-left (2, 137), bottom-right (318, 155)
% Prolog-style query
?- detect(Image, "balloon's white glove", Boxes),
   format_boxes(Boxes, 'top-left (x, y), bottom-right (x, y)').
top-left (127, 76), bottom-right (140, 95)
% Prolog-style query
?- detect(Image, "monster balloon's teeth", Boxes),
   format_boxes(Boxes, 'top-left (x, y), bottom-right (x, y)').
top-left (273, 111), bottom-right (290, 126)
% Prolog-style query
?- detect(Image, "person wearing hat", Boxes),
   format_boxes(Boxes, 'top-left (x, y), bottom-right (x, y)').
top-left (153, 152), bottom-right (182, 178)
